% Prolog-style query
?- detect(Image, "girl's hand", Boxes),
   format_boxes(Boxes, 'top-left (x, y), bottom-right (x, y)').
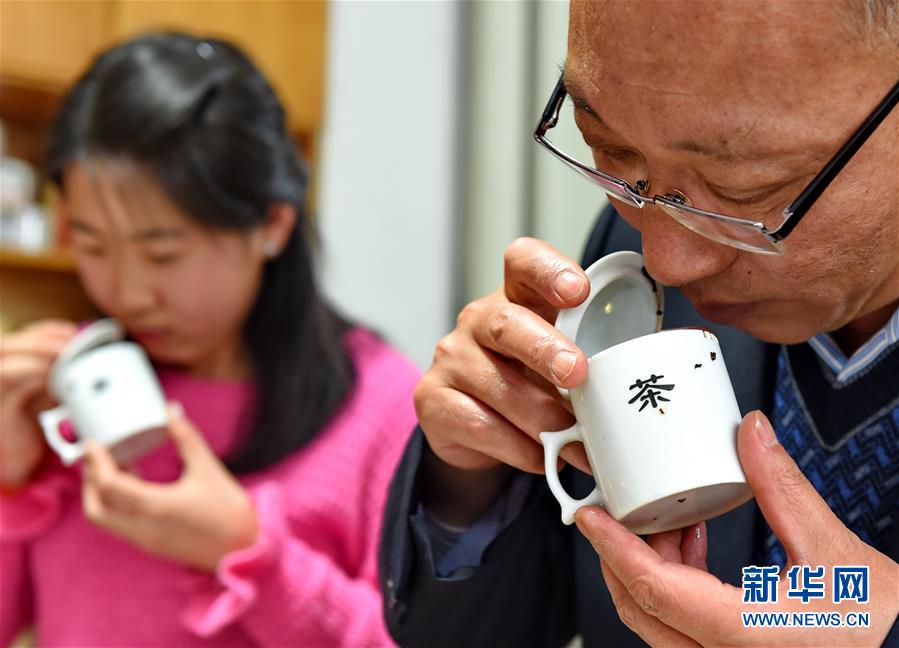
top-left (82, 404), bottom-right (258, 571)
top-left (0, 320), bottom-right (78, 487)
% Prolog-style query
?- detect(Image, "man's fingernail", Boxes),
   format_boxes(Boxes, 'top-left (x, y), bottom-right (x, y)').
top-left (574, 508), bottom-right (590, 530)
top-left (554, 271), bottom-right (586, 301)
top-left (550, 351), bottom-right (578, 383)
top-left (574, 507), bottom-right (601, 536)
top-left (754, 411), bottom-right (778, 448)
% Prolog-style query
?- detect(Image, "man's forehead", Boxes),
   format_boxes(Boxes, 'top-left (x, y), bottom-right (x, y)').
top-left (567, 0), bottom-right (853, 90)
top-left (564, 0), bottom-right (865, 161)
top-left (560, 64), bottom-right (848, 167)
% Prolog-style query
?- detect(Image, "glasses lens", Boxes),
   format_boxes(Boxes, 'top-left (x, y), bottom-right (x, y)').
top-left (658, 203), bottom-right (784, 255)
top-left (537, 131), bottom-right (645, 208)
top-left (555, 154), bottom-right (644, 208)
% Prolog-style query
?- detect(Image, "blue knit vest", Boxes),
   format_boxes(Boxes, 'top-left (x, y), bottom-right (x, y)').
top-left (758, 343), bottom-right (899, 567)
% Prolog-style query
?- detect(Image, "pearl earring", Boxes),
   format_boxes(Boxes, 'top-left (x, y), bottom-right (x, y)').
top-left (262, 240), bottom-right (279, 258)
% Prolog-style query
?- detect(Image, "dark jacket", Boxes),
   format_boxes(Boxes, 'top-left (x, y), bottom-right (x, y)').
top-left (379, 207), bottom-right (899, 647)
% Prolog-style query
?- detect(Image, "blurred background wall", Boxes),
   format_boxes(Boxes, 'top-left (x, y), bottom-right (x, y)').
top-left (0, 0), bottom-right (607, 369)
top-left (315, 0), bottom-right (463, 369)
top-left (322, 0), bottom-right (610, 367)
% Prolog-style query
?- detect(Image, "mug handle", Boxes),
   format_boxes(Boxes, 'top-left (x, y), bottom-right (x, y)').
top-left (39, 406), bottom-right (85, 465)
top-left (539, 425), bottom-right (605, 525)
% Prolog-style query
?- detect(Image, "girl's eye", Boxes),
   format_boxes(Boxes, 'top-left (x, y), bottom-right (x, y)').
top-left (149, 253), bottom-right (181, 265)
top-left (77, 246), bottom-right (106, 258)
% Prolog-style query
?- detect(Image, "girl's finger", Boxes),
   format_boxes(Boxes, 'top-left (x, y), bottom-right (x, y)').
top-left (84, 442), bottom-right (164, 517)
top-left (81, 465), bottom-right (107, 523)
top-left (0, 355), bottom-right (54, 388)
top-left (164, 403), bottom-right (216, 470)
top-left (0, 336), bottom-right (70, 360)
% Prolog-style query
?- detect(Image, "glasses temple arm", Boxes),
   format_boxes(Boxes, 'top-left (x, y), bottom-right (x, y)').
top-left (778, 79), bottom-right (899, 237)
top-left (535, 76), bottom-right (567, 138)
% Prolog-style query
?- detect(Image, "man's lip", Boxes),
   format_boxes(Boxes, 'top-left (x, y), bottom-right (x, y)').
top-left (692, 301), bottom-right (757, 323)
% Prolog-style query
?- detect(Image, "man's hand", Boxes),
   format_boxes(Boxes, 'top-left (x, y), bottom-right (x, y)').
top-left (416, 237), bottom-right (593, 473)
top-left (414, 238), bottom-right (593, 522)
top-left (574, 411), bottom-right (899, 646)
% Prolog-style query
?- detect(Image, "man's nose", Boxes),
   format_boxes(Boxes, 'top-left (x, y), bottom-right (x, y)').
top-left (627, 202), bottom-right (738, 287)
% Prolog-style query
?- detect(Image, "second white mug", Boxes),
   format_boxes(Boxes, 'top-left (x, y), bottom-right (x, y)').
top-left (40, 320), bottom-right (168, 465)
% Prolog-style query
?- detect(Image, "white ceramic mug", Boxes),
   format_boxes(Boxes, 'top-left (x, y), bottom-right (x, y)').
top-left (39, 320), bottom-right (168, 465)
top-left (540, 252), bottom-right (752, 534)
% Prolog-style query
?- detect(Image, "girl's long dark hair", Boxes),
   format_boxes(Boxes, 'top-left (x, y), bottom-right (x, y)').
top-left (46, 32), bottom-right (356, 473)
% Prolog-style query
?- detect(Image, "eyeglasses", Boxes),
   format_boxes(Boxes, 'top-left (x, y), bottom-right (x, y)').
top-left (534, 76), bottom-right (899, 255)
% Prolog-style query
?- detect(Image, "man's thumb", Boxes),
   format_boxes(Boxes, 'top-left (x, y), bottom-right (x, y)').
top-left (737, 410), bottom-right (843, 565)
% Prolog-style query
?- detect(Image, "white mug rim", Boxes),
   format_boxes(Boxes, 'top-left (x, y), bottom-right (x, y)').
top-left (583, 327), bottom-right (718, 365)
top-left (555, 251), bottom-right (663, 358)
top-left (49, 340), bottom-right (144, 400)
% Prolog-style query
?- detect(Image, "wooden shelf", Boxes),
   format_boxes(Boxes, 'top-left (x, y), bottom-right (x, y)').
top-left (0, 246), bottom-right (95, 331)
top-left (0, 75), bottom-right (64, 127)
top-left (1, 1), bottom-right (326, 332)
top-left (0, 247), bottom-right (77, 273)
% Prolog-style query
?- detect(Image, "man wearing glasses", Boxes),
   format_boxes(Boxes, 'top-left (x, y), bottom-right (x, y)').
top-left (381, 1), bottom-right (898, 646)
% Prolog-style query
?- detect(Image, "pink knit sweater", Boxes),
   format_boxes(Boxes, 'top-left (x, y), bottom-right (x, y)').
top-left (0, 328), bottom-right (419, 647)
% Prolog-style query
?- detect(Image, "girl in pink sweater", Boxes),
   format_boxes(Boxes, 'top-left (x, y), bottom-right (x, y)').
top-left (0, 33), bottom-right (418, 647)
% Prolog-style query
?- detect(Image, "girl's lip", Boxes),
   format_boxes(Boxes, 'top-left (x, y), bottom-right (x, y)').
top-left (130, 329), bottom-right (171, 343)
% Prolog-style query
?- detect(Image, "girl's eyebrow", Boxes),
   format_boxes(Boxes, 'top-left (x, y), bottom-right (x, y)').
top-left (68, 217), bottom-right (184, 241)
top-left (132, 228), bottom-right (185, 242)
top-left (69, 218), bottom-right (102, 237)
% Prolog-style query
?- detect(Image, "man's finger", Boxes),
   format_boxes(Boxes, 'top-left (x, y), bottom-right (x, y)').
top-left (503, 237), bottom-right (590, 319)
top-left (442, 345), bottom-right (576, 442)
top-left (574, 506), bottom-right (739, 642)
top-left (737, 411), bottom-right (850, 565)
top-left (420, 386), bottom-right (547, 474)
top-left (646, 528), bottom-right (685, 563)
top-left (471, 300), bottom-right (588, 389)
top-left (679, 523), bottom-right (709, 571)
top-left (600, 560), bottom-right (701, 648)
